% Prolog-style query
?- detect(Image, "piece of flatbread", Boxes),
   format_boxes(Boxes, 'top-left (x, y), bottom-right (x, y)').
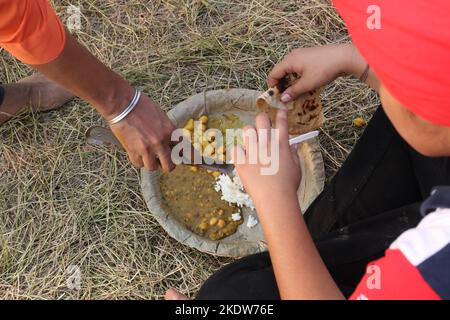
top-left (256, 74), bottom-right (324, 135)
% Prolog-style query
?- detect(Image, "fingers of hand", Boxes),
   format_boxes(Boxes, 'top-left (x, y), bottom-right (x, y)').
top-left (275, 109), bottom-right (289, 144)
top-left (231, 144), bottom-right (246, 166)
top-left (267, 50), bottom-right (303, 87)
top-left (267, 49), bottom-right (321, 102)
top-left (290, 144), bottom-right (300, 167)
top-left (129, 152), bottom-right (144, 168)
top-left (267, 59), bottom-right (295, 88)
top-left (242, 124), bottom-right (257, 153)
top-left (255, 112), bottom-right (272, 146)
top-left (282, 74), bottom-right (316, 102)
top-left (142, 151), bottom-right (159, 171)
top-left (156, 146), bottom-right (175, 172)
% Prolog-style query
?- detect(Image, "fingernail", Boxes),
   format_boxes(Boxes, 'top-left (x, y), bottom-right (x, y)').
top-left (281, 93), bottom-right (292, 103)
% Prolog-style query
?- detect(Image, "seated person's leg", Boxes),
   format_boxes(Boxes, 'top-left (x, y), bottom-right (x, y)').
top-left (197, 203), bottom-right (422, 300)
top-left (197, 252), bottom-right (277, 300)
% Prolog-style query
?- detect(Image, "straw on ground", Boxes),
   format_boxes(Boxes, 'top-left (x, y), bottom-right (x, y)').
top-left (0, 0), bottom-right (378, 299)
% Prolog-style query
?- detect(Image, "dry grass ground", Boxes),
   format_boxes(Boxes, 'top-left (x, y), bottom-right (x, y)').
top-left (0, 0), bottom-right (379, 299)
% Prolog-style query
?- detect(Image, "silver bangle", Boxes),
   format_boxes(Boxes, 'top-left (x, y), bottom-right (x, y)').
top-left (108, 88), bottom-right (141, 125)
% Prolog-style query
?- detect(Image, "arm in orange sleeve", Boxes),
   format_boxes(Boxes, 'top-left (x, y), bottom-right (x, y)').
top-left (0, 0), bottom-right (129, 119)
top-left (0, 0), bottom-right (66, 65)
top-left (0, 0), bottom-right (176, 172)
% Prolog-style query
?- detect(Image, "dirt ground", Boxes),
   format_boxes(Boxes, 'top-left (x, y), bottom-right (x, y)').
top-left (0, 0), bottom-right (378, 299)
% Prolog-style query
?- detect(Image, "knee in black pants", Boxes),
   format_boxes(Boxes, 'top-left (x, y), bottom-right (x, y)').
top-left (196, 252), bottom-right (280, 300)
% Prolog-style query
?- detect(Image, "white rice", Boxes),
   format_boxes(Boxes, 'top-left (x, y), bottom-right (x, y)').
top-left (231, 212), bottom-right (242, 221)
top-left (214, 169), bottom-right (255, 210)
top-left (246, 215), bottom-right (259, 228)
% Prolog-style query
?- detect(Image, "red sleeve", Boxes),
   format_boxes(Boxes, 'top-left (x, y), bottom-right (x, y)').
top-left (350, 249), bottom-right (440, 300)
top-left (0, 0), bottom-right (66, 65)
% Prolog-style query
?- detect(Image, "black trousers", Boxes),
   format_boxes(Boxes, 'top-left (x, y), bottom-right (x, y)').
top-left (197, 107), bottom-right (450, 299)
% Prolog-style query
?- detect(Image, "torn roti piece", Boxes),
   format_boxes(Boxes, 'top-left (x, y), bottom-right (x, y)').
top-left (256, 73), bottom-right (324, 135)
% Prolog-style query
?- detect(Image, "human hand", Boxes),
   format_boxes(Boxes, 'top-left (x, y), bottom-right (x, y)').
top-left (232, 110), bottom-right (301, 210)
top-left (27, 32), bottom-right (175, 172)
top-left (109, 94), bottom-right (176, 172)
top-left (267, 44), bottom-right (366, 102)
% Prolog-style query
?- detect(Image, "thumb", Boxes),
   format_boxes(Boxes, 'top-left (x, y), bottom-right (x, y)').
top-left (231, 144), bottom-right (246, 167)
top-left (281, 78), bottom-right (315, 103)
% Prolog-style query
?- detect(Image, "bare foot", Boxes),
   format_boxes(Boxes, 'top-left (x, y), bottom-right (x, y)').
top-left (164, 288), bottom-right (190, 300)
top-left (18, 73), bottom-right (74, 111)
top-left (0, 73), bottom-right (74, 125)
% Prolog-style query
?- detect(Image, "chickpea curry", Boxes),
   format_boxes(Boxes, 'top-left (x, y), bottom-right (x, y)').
top-left (160, 114), bottom-right (245, 241)
top-left (160, 164), bottom-right (243, 241)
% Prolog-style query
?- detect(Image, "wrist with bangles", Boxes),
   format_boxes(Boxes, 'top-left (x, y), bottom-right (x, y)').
top-left (107, 87), bottom-right (141, 125)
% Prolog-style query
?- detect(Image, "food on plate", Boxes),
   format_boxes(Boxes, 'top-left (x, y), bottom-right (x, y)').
top-left (214, 169), bottom-right (255, 210)
top-left (256, 73), bottom-right (324, 135)
top-left (160, 164), bottom-right (244, 241)
top-left (160, 114), bottom-right (249, 241)
top-left (183, 118), bottom-right (194, 131)
top-left (181, 113), bottom-right (243, 162)
top-left (246, 215), bottom-right (259, 228)
top-left (231, 212), bottom-right (242, 221)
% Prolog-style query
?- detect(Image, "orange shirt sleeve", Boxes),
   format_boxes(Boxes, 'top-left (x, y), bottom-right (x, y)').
top-left (0, 0), bottom-right (66, 65)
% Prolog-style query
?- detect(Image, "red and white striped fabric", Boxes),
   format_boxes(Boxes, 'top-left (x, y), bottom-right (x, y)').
top-left (350, 208), bottom-right (450, 300)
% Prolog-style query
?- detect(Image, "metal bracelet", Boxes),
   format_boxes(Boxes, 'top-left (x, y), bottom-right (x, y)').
top-left (108, 88), bottom-right (141, 125)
